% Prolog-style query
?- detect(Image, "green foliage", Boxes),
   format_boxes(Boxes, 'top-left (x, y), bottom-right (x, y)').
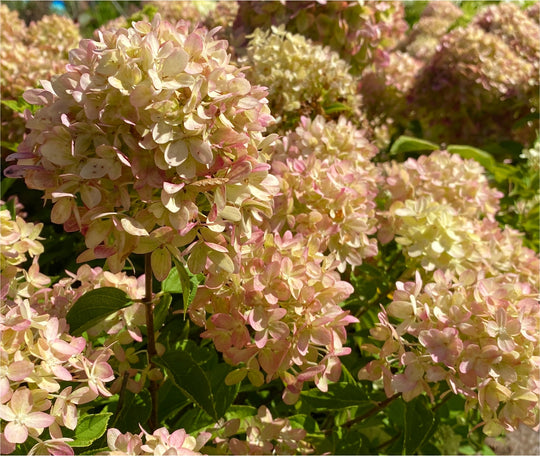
top-left (155, 340), bottom-right (241, 421)
top-left (163, 258), bottom-right (204, 319)
top-left (66, 288), bottom-right (132, 336)
top-left (403, 1), bottom-right (429, 26)
top-left (389, 135), bottom-right (439, 160)
top-left (111, 389), bottom-right (152, 433)
top-left (64, 412), bottom-right (112, 447)
top-left (300, 382), bottom-right (372, 412)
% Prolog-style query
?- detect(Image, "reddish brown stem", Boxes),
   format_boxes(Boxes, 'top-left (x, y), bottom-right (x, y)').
top-left (342, 393), bottom-right (402, 429)
top-left (144, 253), bottom-right (158, 431)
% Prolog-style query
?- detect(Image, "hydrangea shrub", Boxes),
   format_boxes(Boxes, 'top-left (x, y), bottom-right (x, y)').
top-left (1, 2), bottom-right (539, 455)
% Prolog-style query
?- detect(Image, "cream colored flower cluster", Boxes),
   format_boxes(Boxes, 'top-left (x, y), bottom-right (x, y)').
top-left (0, 7), bottom-right (80, 97)
top-left (270, 116), bottom-right (381, 271)
top-left (245, 26), bottom-right (363, 127)
top-left (1, 297), bottom-right (115, 455)
top-left (359, 269), bottom-right (539, 436)
top-left (0, 209), bottom-right (44, 291)
top-left (473, 2), bottom-right (540, 70)
top-left (1, 222), bottom-right (115, 454)
top-left (386, 197), bottom-right (539, 286)
top-left (6, 16), bottom-right (278, 280)
top-left (214, 405), bottom-right (311, 455)
top-left (37, 264), bottom-right (153, 395)
top-left (234, 1), bottom-right (408, 75)
top-left (150, 0), bottom-right (239, 31)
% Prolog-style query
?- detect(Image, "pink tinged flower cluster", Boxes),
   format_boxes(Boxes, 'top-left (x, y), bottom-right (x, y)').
top-left (0, 209), bottom-right (46, 296)
top-left (190, 228), bottom-right (357, 403)
top-left (5, 15), bottom-right (278, 280)
top-left (359, 50), bottom-right (423, 122)
top-left (24, 263), bottom-right (153, 395)
top-left (380, 150), bottom-right (503, 224)
top-left (359, 270), bottom-right (539, 436)
top-left (0, 294), bottom-right (114, 452)
top-left (401, 1), bottom-right (463, 61)
top-left (270, 116), bottom-right (381, 271)
top-left (0, 6), bottom-right (81, 150)
top-left (410, 21), bottom-right (538, 146)
top-left (213, 405), bottom-right (311, 455)
top-left (104, 426), bottom-right (210, 455)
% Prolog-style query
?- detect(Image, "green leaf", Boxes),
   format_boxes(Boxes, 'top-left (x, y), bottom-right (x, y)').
top-left (173, 405), bottom-right (217, 434)
top-left (335, 424), bottom-right (366, 454)
top-left (447, 145), bottom-right (496, 172)
top-left (0, 197), bottom-right (17, 219)
top-left (1, 141), bottom-right (18, 152)
top-left (1, 98), bottom-right (28, 113)
top-left (300, 382), bottom-right (372, 411)
top-left (323, 102), bottom-right (352, 115)
top-left (390, 135), bottom-right (439, 156)
top-left (403, 395), bottom-right (436, 455)
top-left (66, 412), bottom-right (112, 447)
top-left (169, 257), bottom-right (203, 319)
top-left (157, 378), bottom-right (190, 422)
top-left (0, 178), bottom-right (16, 202)
top-left (111, 389), bottom-right (152, 433)
top-left (162, 266), bottom-right (183, 293)
top-left (66, 287), bottom-right (132, 336)
top-left (155, 343), bottom-right (240, 421)
top-left (154, 293), bottom-right (172, 329)
top-left (223, 405), bottom-right (258, 421)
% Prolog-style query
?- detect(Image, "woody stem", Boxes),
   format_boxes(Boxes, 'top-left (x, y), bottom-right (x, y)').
top-left (144, 252), bottom-right (158, 431)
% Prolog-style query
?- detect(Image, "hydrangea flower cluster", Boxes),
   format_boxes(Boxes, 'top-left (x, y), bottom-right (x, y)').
top-left (149, 0), bottom-right (239, 33)
top-left (190, 228), bottom-right (357, 404)
top-left (399, 1), bottom-right (463, 61)
top-left (0, 6), bottom-right (81, 150)
top-left (520, 136), bottom-right (540, 172)
top-left (410, 21), bottom-right (538, 146)
top-left (244, 26), bottom-right (363, 128)
top-left (376, 149), bottom-right (539, 284)
top-left (1, 298), bottom-right (115, 454)
top-left (212, 405), bottom-right (311, 455)
top-left (270, 115), bottom-right (381, 271)
top-left (359, 270), bottom-right (539, 436)
top-left (104, 426), bottom-right (210, 455)
top-left (385, 196), bottom-right (539, 285)
top-left (234, 1), bottom-right (408, 75)
top-left (472, 2), bottom-right (540, 70)
top-left (359, 50), bottom-right (423, 146)
top-left (0, 209), bottom-right (117, 455)
top-left (5, 16), bottom-right (278, 280)
top-left (19, 259), bottom-right (159, 397)
top-left (0, 6), bottom-right (80, 99)
top-left (380, 150), bottom-right (503, 224)
top-left (0, 209), bottom-right (45, 295)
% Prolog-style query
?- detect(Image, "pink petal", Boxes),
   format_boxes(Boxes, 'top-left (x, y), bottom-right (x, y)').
top-left (93, 362), bottom-right (115, 382)
top-left (4, 422), bottom-right (28, 444)
top-left (9, 388), bottom-right (33, 415)
top-left (7, 360), bottom-right (33, 382)
top-left (0, 404), bottom-right (16, 421)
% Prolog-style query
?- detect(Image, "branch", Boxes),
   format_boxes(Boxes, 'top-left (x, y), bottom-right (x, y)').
top-left (342, 393), bottom-right (402, 429)
top-left (143, 253), bottom-right (159, 431)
